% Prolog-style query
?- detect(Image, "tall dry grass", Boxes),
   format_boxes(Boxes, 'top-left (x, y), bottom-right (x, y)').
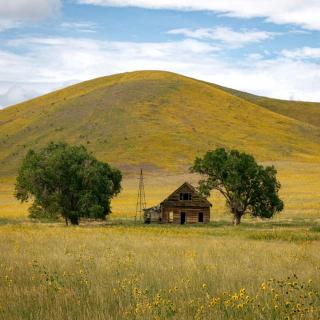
top-left (0, 224), bottom-right (319, 319)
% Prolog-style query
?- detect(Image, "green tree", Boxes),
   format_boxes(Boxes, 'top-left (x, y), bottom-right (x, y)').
top-left (15, 142), bottom-right (122, 225)
top-left (191, 148), bottom-right (283, 225)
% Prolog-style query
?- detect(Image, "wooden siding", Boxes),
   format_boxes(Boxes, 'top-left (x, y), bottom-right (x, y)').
top-left (162, 207), bottom-right (210, 224)
top-left (146, 182), bottom-right (211, 224)
top-left (161, 183), bottom-right (211, 209)
top-left (143, 206), bottom-right (162, 223)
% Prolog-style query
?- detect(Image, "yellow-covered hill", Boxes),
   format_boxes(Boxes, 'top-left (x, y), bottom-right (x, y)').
top-left (216, 84), bottom-right (320, 128)
top-left (1, 70), bottom-right (320, 177)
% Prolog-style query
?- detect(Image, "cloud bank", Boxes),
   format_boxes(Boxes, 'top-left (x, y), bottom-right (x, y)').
top-left (168, 27), bottom-right (276, 47)
top-left (77, 0), bottom-right (320, 30)
top-left (0, 0), bottom-right (61, 21)
top-left (282, 47), bottom-right (320, 60)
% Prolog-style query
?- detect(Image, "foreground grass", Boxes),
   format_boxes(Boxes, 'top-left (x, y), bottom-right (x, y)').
top-left (1, 160), bottom-right (319, 319)
top-left (0, 222), bottom-right (319, 319)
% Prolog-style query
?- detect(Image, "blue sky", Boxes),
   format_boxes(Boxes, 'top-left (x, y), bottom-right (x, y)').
top-left (1, 0), bottom-right (320, 108)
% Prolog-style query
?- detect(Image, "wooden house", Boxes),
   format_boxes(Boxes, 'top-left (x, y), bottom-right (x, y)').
top-left (144, 182), bottom-right (211, 224)
top-left (143, 204), bottom-right (162, 223)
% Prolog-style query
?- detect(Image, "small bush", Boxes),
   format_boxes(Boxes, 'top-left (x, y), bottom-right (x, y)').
top-left (247, 230), bottom-right (320, 242)
top-left (309, 225), bottom-right (320, 233)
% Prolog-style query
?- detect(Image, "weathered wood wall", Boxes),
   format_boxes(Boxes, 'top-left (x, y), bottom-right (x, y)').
top-left (144, 208), bottom-right (162, 223)
top-left (162, 207), bottom-right (210, 224)
top-left (161, 184), bottom-right (211, 209)
top-left (160, 182), bottom-right (211, 224)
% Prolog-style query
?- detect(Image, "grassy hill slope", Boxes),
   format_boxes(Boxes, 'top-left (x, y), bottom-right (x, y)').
top-left (215, 85), bottom-right (320, 128)
top-left (1, 70), bottom-right (320, 177)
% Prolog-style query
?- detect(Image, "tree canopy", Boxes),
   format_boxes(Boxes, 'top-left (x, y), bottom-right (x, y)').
top-left (15, 142), bottom-right (122, 225)
top-left (191, 148), bottom-right (284, 225)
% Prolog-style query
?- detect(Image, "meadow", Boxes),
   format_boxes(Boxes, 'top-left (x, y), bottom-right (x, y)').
top-left (0, 160), bottom-right (320, 319)
top-left (1, 69), bottom-right (320, 319)
top-left (0, 222), bottom-right (319, 320)
top-left (1, 161), bottom-right (320, 221)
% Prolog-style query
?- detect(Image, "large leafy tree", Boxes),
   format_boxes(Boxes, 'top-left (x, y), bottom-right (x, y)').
top-left (15, 142), bottom-right (122, 225)
top-left (191, 148), bottom-right (283, 225)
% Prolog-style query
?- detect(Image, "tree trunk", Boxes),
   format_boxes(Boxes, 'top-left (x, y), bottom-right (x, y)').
top-left (65, 217), bottom-right (69, 226)
top-left (233, 213), bottom-right (242, 226)
top-left (70, 216), bottom-right (79, 225)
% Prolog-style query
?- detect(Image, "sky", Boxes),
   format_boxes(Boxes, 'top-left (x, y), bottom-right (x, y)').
top-left (0, 0), bottom-right (320, 108)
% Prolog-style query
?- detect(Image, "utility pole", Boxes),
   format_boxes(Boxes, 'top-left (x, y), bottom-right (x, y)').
top-left (135, 169), bottom-right (146, 222)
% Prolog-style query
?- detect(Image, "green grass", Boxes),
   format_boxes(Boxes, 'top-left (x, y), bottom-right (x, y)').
top-left (246, 230), bottom-right (320, 242)
top-left (310, 226), bottom-right (320, 232)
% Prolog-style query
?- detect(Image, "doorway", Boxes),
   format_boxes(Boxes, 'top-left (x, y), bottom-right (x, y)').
top-left (198, 212), bottom-right (204, 223)
top-left (180, 212), bottom-right (186, 224)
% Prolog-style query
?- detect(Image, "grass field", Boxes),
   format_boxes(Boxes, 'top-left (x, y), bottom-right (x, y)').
top-left (0, 222), bottom-right (319, 319)
top-left (1, 71), bottom-right (320, 319)
top-left (0, 161), bottom-right (319, 319)
top-left (1, 165), bottom-right (319, 319)
top-left (1, 161), bottom-right (319, 221)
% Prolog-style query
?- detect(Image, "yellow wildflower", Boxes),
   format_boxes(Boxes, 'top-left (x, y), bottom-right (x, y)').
top-left (260, 282), bottom-right (267, 290)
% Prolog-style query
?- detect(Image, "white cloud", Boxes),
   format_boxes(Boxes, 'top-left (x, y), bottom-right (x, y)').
top-left (0, 0), bottom-right (61, 33)
top-left (0, 0), bottom-right (61, 21)
top-left (246, 53), bottom-right (264, 61)
top-left (76, 0), bottom-right (320, 30)
top-left (168, 27), bottom-right (276, 47)
top-left (60, 22), bottom-right (98, 33)
top-left (216, 57), bottom-right (320, 102)
top-left (1, 36), bottom-right (320, 108)
top-left (0, 37), bottom-right (219, 107)
top-left (282, 47), bottom-right (320, 59)
top-left (0, 20), bottom-right (21, 32)
top-left (0, 84), bottom-right (41, 107)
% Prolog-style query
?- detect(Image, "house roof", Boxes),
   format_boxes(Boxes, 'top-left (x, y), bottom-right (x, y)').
top-left (143, 204), bottom-right (161, 212)
top-left (160, 182), bottom-right (212, 207)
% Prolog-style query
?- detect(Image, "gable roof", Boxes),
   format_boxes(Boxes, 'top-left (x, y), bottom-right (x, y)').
top-left (160, 182), bottom-right (212, 207)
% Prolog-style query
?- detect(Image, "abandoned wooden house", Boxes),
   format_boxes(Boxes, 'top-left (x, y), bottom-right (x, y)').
top-left (144, 182), bottom-right (211, 224)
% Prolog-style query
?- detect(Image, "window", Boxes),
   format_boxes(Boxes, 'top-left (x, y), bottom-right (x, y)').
top-left (180, 193), bottom-right (192, 200)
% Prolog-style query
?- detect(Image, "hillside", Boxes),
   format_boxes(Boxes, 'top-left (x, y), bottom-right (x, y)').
top-left (1, 70), bottom-right (320, 177)
top-left (215, 85), bottom-right (320, 128)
